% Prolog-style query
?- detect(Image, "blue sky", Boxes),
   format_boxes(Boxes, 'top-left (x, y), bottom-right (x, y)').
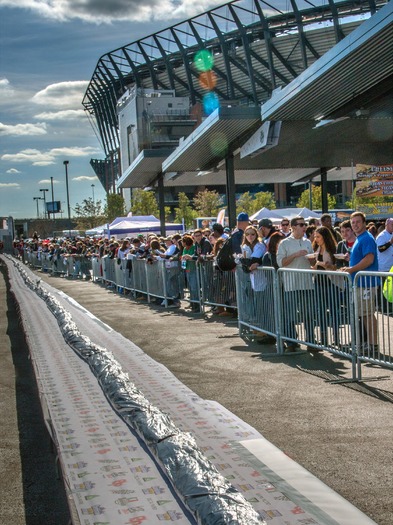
top-left (0, 0), bottom-right (223, 219)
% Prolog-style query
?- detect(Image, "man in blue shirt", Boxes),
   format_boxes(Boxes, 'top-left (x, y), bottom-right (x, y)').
top-left (340, 212), bottom-right (379, 354)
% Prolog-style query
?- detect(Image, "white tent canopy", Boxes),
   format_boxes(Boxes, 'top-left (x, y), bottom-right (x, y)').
top-left (105, 216), bottom-right (183, 238)
top-left (250, 207), bottom-right (287, 221)
top-left (250, 207), bottom-right (322, 223)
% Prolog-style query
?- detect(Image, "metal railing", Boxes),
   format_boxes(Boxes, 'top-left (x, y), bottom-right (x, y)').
top-left (23, 250), bottom-right (393, 377)
top-left (23, 250), bottom-right (92, 279)
top-left (200, 260), bottom-right (237, 313)
top-left (354, 271), bottom-right (392, 376)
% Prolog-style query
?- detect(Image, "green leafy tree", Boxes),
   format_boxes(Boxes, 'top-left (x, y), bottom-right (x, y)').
top-left (252, 191), bottom-right (276, 212)
top-left (193, 189), bottom-right (223, 217)
top-left (174, 192), bottom-right (197, 228)
top-left (131, 189), bottom-right (159, 217)
top-left (73, 198), bottom-right (105, 229)
top-left (104, 193), bottom-right (126, 223)
top-left (297, 185), bottom-right (336, 210)
top-left (236, 192), bottom-right (255, 216)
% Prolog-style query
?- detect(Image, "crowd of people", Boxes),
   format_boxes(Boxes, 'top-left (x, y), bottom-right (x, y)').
top-left (15, 211), bottom-right (393, 355)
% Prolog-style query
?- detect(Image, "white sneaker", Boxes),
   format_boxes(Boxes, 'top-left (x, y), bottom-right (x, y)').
top-left (160, 300), bottom-right (166, 306)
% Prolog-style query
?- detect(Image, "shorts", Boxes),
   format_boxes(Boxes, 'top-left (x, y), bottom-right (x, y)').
top-left (356, 286), bottom-right (377, 317)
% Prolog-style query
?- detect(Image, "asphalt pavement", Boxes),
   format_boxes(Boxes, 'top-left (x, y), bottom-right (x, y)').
top-left (1, 258), bottom-right (393, 524)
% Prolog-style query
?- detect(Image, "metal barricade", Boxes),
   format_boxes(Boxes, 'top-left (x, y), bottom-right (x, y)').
top-left (162, 260), bottom-right (183, 303)
top-left (114, 258), bottom-right (126, 291)
top-left (123, 257), bottom-right (135, 291)
top-left (276, 268), bottom-right (356, 362)
top-left (91, 257), bottom-right (102, 281)
top-left (132, 258), bottom-right (148, 296)
top-left (200, 260), bottom-right (237, 312)
top-left (182, 260), bottom-right (202, 310)
top-left (101, 256), bottom-right (116, 285)
top-left (29, 250), bottom-right (42, 269)
top-left (236, 266), bottom-right (282, 349)
top-left (354, 271), bottom-right (393, 374)
top-left (41, 252), bottom-right (51, 273)
top-left (49, 253), bottom-right (63, 276)
top-left (62, 255), bottom-right (75, 277)
top-left (145, 259), bottom-right (166, 301)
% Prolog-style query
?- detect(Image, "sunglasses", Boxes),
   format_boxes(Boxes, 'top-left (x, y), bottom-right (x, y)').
top-left (295, 223), bottom-right (306, 227)
top-left (245, 232), bottom-right (256, 236)
top-left (281, 223), bottom-right (289, 226)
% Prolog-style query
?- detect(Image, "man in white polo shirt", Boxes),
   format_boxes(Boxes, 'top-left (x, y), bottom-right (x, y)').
top-left (376, 218), bottom-right (393, 272)
top-left (277, 216), bottom-right (315, 351)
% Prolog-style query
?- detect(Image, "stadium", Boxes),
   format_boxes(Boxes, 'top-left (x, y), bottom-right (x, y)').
top-left (82, 0), bottom-right (392, 225)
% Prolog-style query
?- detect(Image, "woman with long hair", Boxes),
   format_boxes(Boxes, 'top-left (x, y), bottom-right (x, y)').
top-left (241, 225), bottom-right (266, 272)
top-left (312, 226), bottom-right (341, 347)
top-left (262, 231), bottom-right (284, 270)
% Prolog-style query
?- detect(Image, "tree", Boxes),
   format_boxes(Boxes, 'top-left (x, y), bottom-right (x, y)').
top-left (73, 198), bottom-right (105, 229)
top-left (297, 185), bottom-right (336, 210)
top-left (174, 192), bottom-right (197, 228)
top-left (104, 193), bottom-right (126, 223)
top-left (131, 189), bottom-right (159, 217)
top-left (236, 192), bottom-right (255, 216)
top-left (251, 191), bottom-right (276, 212)
top-left (193, 189), bottom-right (223, 216)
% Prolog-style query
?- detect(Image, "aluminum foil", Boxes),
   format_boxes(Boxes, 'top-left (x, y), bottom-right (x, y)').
top-left (13, 260), bottom-right (265, 525)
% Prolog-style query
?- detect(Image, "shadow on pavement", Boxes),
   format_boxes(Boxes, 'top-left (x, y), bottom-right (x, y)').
top-left (1, 261), bottom-right (70, 525)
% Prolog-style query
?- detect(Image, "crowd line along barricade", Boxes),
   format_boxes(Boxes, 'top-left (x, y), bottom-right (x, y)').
top-left (22, 251), bottom-right (392, 378)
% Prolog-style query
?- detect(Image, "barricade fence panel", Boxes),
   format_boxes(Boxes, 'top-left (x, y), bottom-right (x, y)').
top-left (146, 258), bottom-right (167, 300)
top-left (277, 268), bottom-right (355, 357)
top-left (200, 260), bottom-right (237, 311)
top-left (354, 271), bottom-right (392, 370)
top-left (236, 266), bottom-right (277, 337)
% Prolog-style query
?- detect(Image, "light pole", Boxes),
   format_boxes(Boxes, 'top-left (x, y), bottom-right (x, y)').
top-left (63, 160), bottom-right (71, 226)
top-left (40, 188), bottom-right (49, 218)
top-left (91, 184), bottom-right (95, 204)
top-left (33, 197), bottom-right (43, 218)
top-left (50, 177), bottom-right (55, 217)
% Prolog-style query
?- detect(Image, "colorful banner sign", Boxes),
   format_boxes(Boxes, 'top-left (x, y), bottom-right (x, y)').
top-left (355, 164), bottom-right (393, 216)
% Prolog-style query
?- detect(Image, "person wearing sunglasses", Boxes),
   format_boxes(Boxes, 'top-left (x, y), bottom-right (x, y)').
top-left (280, 218), bottom-right (291, 238)
top-left (277, 217), bottom-right (315, 351)
top-left (241, 226), bottom-right (266, 272)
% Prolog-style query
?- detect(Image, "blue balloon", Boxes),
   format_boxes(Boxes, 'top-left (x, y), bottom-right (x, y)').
top-left (203, 92), bottom-right (219, 115)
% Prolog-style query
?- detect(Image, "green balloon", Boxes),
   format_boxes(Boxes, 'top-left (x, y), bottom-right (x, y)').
top-left (194, 49), bottom-right (214, 72)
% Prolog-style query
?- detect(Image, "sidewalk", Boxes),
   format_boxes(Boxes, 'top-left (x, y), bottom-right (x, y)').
top-left (2, 259), bottom-right (393, 524)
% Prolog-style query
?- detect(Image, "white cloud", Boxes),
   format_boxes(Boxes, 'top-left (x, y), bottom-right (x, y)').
top-left (72, 176), bottom-right (98, 181)
top-left (39, 179), bottom-right (60, 184)
top-left (0, 0), bottom-right (222, 23)
top-left (0, 78), bottom-right (15, 97)
top-left (0, 122), bottom-right (47, 137)
top-left (0, 182), bottom-right (20, 188)
top-left (1, 146), bottom-right (101, 166)
top-left (6, 168), bottom-right (22, 174)
top-left (34, 109), bottom-right (86, 121)
top-left (31, 81), bottom-right (89, 110)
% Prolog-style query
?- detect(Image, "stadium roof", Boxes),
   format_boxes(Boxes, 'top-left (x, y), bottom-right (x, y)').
top-left (83, 0), bottom-right (386, 159)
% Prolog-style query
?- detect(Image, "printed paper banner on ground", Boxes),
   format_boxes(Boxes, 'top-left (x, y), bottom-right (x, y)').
top-left (356, 164), bottom-right (393, 216)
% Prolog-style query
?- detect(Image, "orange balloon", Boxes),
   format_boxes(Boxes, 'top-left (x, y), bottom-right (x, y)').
top-left (198, 70), bottom-right (217, 90)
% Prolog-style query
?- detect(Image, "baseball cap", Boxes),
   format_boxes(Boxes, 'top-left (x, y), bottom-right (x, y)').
top-left (258, 218), bottom-right (273, 228)
top-left (237, 212), bottom-right (249, 222)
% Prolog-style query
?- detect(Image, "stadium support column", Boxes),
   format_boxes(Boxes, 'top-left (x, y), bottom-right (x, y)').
top-left (226, 153), bottom-right (236, 228)
top-left (157, 172), bottom-right (166, 237)
top-left (321, 167), bottom-right (328, 213)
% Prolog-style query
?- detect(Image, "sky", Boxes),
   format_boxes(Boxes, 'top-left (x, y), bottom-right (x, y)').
top-left (0, 0), bottom-right (224, 219)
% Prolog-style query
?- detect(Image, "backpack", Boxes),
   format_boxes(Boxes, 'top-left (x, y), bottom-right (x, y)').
top-left (216, 237), bottom-right (236, 272)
